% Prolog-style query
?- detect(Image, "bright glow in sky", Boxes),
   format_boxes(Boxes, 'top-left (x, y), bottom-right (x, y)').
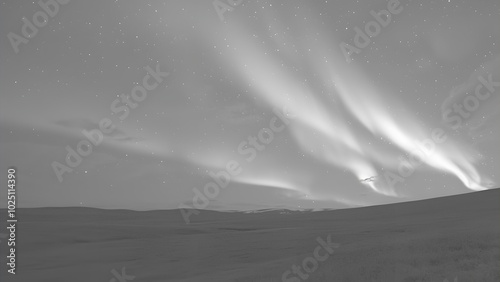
top-left (0, 0), bottom-right (498, 210)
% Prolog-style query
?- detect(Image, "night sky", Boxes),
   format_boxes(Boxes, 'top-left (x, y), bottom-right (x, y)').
top-left (0, 0), bottom-right (499, 211)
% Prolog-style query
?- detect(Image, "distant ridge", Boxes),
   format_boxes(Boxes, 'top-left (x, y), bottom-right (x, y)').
top-left (2, 188), bottom-right (498, 225)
